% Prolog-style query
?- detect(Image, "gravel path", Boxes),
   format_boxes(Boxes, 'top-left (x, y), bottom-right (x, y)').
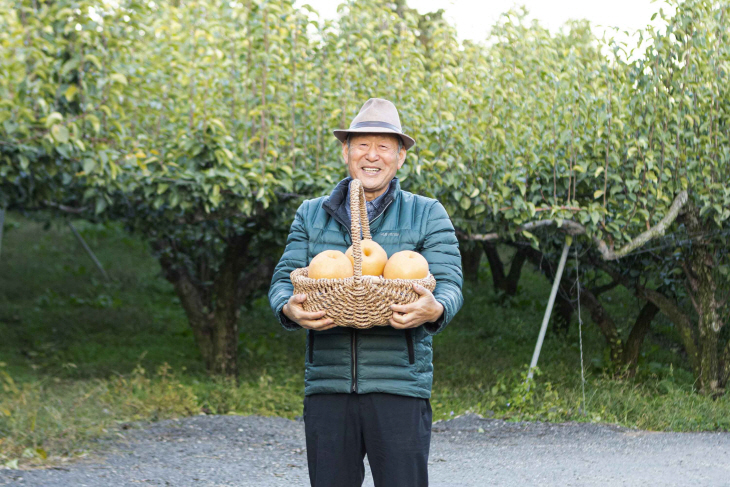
top-left (1, 413), bottom-right (729, 486)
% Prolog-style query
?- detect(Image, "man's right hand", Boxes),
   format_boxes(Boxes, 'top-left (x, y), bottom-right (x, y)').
top-left (283, 294), bottom-right (337, 330)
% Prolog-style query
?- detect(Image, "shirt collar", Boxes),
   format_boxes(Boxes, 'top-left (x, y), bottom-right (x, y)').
top-left (322, 176), bottom-right (400, 232)
top-left (348, 179), bottom-right (390, 208)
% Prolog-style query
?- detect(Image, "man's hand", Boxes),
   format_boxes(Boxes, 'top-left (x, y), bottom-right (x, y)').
top-left (283, 294), bottom-right (338, 330)
top-left (389, 284), bottom-right (444, 329)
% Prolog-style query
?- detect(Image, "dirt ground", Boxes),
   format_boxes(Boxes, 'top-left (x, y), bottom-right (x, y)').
top-left (2, 413), bottom-right (729, 486)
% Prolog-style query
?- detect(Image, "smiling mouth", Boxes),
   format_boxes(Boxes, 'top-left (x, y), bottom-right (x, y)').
top-left (361, 167), bottom-right (381, 175)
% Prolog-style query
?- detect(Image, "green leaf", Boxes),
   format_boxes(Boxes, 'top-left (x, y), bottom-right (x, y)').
top-left (95, 197), bottom-right (107, 215)
top-left (84, 54), bottom-right (103, 70)
top-left (109, 73), bottom-right (128, 85)
top-left (459, 195), bottom-right (471, 210)
top-left (515, 180), bottom-right (526, 197)
top-left (64, 85), bottom-right (78, 102)
top-left (593, 190), bottom-right (604, 199)
top-left (51, 125), bottom-right (69, 143)
top-left (83, 158), bottom-right (96, 174)
top-left (45, 112), bottom-right (63, 128)
top-left (590, 211), bottom-right (600, 225)
top-left (60, 57), bottom-right (80, 77)
top-left (87, 114), bottom-right (101, 134)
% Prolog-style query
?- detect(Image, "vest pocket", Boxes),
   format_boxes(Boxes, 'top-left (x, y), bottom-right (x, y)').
top-left (308, 332), bottom-right (315, 363)
top-left (405, 329), bottom-right (415, 365)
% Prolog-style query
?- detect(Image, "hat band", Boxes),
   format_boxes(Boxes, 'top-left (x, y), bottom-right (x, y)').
top-left (350, 121), bottom-right (402, 133)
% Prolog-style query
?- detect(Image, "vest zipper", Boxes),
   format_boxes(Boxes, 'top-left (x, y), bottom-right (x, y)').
top-left (351, 329), bottom-right (358, 392)
top-left (325, 190), bottom-right (397, 395)
top-left (405, 329), bottom-right (415, 365)
top-left (308, 331), bottom-right (314, 364)
top-left (348, 197), bottom-right (395, 394)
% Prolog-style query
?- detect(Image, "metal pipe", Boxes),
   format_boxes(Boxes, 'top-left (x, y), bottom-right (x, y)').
top-left (527, 239), bottom-right (571, 381)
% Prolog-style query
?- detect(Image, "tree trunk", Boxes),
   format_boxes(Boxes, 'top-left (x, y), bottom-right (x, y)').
top-left (482, 242), bottom-right (505, 293)
top-left (482, 243), bottom-right (526, 296)
top-left (459, 242), bottom-right (483, 285)
top-left (720, 340), bottom-right (730, 390)
top-left (690, 243), bottom-right (723, 394)
top-left (578, 287), bottom-right (623, 365)
top-left (683, 207), bottom-right (725, 395)
top-left (622, 301), bottom-right (659, 376)
top-left (504, 248), bottom-right (527, 295)
top-left (553, 296), bottom-right (573, 336)
top-left (639, 287), bottom-right (700, 374)
top-left (166, 264), bottom-right (215, 371)
top-left (206, 236), bottom-right (249, 377)
top-left (154, 234), bottom-right (263, 378)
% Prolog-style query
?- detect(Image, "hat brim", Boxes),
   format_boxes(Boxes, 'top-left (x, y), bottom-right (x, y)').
top-left (333, 127), bottom-right (415, 150)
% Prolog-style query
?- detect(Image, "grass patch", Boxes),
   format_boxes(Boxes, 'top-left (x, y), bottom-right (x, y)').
top-left (1, 212), bottom-right (729, 467)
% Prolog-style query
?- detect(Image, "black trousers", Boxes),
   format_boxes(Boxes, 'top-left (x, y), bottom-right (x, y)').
top-left (303, 392), bottom-right (432, 487)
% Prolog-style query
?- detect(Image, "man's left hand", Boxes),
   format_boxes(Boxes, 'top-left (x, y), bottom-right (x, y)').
top-left (389, 284), bottom-right (444, 329)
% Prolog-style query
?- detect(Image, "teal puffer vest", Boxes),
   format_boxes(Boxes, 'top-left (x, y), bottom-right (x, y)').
top-left (268, 177), bottom-right (463, 398)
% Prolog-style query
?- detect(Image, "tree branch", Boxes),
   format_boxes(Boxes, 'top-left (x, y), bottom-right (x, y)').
top-left (460, 191), bottom-right (689, 261)
top-left (589, 256), bottom-right (701, 374)
top-left (579, 286), bottom-right (623, 363)
top-left (42, 200), bottom-right (89, 214)
top-left (591, 279), bottom-right (620, 297)
top-left (639, 287), bottom-right (700, 374)
top-left (681, 261), bottom-right (700, 293)
top-left (622, 301), bottom-right (659, 375)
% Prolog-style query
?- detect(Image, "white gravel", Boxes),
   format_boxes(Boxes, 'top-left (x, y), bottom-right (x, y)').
top-left (1, 413), bottom-right (729, 486)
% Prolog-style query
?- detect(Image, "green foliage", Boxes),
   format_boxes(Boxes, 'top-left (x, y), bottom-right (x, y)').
top-left (3, 0), bottom-right (729, 248)
top-left (0, 0), bottom-right (144, 210)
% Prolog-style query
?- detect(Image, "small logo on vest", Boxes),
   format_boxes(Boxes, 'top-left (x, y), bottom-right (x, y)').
top-left (379, 232), bottom-right (400, 237)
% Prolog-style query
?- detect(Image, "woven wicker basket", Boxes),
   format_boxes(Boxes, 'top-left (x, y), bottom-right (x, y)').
top-left (290, 179), bottom-right (436, 329)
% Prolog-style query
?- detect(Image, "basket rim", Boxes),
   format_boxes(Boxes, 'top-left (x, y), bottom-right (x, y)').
top-left (291, 267), bottom-right (436, 286)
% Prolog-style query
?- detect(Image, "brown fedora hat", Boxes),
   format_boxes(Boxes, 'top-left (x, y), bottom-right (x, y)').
top-left (333, 98), bottom-right (415, 150)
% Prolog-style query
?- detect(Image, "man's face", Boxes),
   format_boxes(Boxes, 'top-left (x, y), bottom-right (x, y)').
top-left (342, 133), bottom-right (406, 201)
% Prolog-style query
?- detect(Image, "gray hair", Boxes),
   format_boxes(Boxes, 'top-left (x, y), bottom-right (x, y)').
top-left (346, 133), bottom-right (403, 154)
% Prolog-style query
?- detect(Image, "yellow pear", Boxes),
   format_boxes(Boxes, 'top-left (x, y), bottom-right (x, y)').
top-left (383, 250), bottom-right (429, 280)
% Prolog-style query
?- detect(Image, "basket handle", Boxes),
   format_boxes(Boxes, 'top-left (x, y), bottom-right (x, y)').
top-left (349, 179), bottom-right (372, 280)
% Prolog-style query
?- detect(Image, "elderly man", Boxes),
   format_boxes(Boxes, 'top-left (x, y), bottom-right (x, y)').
top-left (269, 98), bottom-right (463, 487)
